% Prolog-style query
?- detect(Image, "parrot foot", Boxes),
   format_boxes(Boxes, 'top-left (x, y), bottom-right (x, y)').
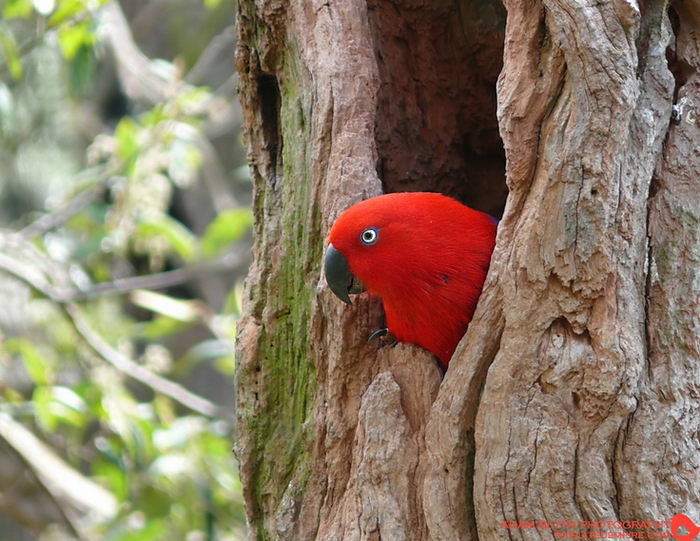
top-left (368, 328), bottom-right (397, 347)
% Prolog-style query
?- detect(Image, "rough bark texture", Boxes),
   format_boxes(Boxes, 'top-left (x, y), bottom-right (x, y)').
top-left (234, 0), bottom-right (700, 539)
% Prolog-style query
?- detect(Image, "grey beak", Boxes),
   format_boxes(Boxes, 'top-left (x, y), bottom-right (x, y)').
top-left (324, 243), bottom-right (365, 305)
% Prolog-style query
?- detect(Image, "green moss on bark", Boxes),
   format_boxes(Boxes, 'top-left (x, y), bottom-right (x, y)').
top-left (236, 24), bottom-right (320, 538)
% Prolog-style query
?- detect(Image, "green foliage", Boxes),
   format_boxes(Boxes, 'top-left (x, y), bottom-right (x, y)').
top-left (201, 209), bottom-right (253, 257)
top-left (137, 216), bottom-right (199, 261)
top-left (33, 385), bottom-right (88, 431)
top-left (57, 20), bottom-right (94, 60)
top-left (0, 0), bottom-right (248, 540)
top-left (68, 42), bottom-right (96, 95)
top-left (115, 117), bottom-right (140, 166)
top-left (49, 0), bottom-right (91, 26)
top-left (4, 338), bottom-right (56, 385)
top-left (0, 29), bottom-right (23, 79)
top-left (3, 0), bottom-right (33, 19)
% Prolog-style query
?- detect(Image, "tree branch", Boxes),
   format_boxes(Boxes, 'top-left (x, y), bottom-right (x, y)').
top-left (19, 172), bottom-right (115, 239)
top-left (0, 252), bottom-right (232, 419)
top-left (185, 26), bottom-right (236, 85)
top-left (0, 412), bottom-right (117, 537)
top-left (0, 252), bottom-right (70, 302)
top-left (0, 11), bottom-right (92, 82)
top-left (98, 0), bottom-right (181, 104)
top-left (65, 303), bottom-right (226, 419)
top-left (71, 248), bottom-right (247, 301)
top-left (0, 248), bottom-right (247, 303)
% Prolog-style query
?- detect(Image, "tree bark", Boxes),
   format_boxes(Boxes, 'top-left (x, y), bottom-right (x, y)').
top-left (234, 0), bottom-right (700, 539)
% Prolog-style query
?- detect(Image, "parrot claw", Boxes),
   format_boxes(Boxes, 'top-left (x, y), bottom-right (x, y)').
top-left (368, 328), bottom-right (396, 347)
top-left (368, 328), bottom-right (388, 342)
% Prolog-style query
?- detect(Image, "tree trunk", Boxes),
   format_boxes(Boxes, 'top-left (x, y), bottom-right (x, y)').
top-left (234, 0), bottom-right (700, 539)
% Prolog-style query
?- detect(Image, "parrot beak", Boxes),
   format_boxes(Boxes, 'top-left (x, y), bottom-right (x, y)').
top-left (324, 243), bottom-right (365, 305)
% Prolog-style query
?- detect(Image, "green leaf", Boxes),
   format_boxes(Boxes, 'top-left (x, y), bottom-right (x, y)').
top-left (140, 315), bottom-right (189, 340)
top-left (93, 459), bottom-right (129, 501)
top-left (0, 30), bottom-right (23, 80)
top-left (203, 0), bottom-right (220, 8)
top-left (141, 105), bottom-right (166, 127)
top-left (199, 431), bottom-right (231, 458)
top-left (58, 20), bottom-right (95, 60)
top-left (137, 486), bottom-right (172, 518)
top-left (69, 43), bottom-right (95, 95)
top-left (108, 413), bottom-right (155, 464)
top-left (33, 385), bottom-right (87, 430)
top-left (4, 338), bottom-right (53, 385)
top-left (33, 386), bottom-right (57, 431)
top-left (114, 117), bottom-right (139, 173)
top-left (73, 381), bottom-right (107, 419)
top-left (175, 87), bottom-right (210, 114)
top-left (214, 354), bottom-right (235, 376)
top-left (4, 388), bottom-right (23, 402)
top-left (52, 385), bottom-right (87, 415)
top-left (137, 215), bottom-right (197, 260)
top-left (222, 280), bottom-right (244, 316)
top-left (200, 208), bottom-right (253, 257)
top-left (48, 0), bottom-right (85, 25)
top-left (3, 0), bottom-right (33, 18)
top-left (131, 290), bottom-right (200, 322)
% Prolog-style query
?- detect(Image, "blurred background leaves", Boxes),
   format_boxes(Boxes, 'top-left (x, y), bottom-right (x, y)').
top-left (0, 0), bottom-right (249, 539)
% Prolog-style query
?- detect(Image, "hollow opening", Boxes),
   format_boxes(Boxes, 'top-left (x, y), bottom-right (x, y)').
top-left (368, 0), bottom-right (508, 218)
top-left (257, 72), bottom-right (283, 184)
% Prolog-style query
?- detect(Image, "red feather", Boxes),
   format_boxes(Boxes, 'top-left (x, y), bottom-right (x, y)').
top-left (328, 192), bottom-right (497, 366)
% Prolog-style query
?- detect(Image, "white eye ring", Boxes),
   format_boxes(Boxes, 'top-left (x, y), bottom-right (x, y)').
top-left (360, 227), bottom-right (379, 245)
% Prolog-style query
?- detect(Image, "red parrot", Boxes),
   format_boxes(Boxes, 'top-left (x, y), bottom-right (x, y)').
top-left (324, 192), bottom-right (497, 367)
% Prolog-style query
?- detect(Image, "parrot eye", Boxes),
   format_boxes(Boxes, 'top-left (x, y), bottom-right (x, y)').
top-left (360, 227), bottom-right (379, 246)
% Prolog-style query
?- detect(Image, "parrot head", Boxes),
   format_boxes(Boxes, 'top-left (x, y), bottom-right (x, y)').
top-left (323, 192), bottom-right (497, 366)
